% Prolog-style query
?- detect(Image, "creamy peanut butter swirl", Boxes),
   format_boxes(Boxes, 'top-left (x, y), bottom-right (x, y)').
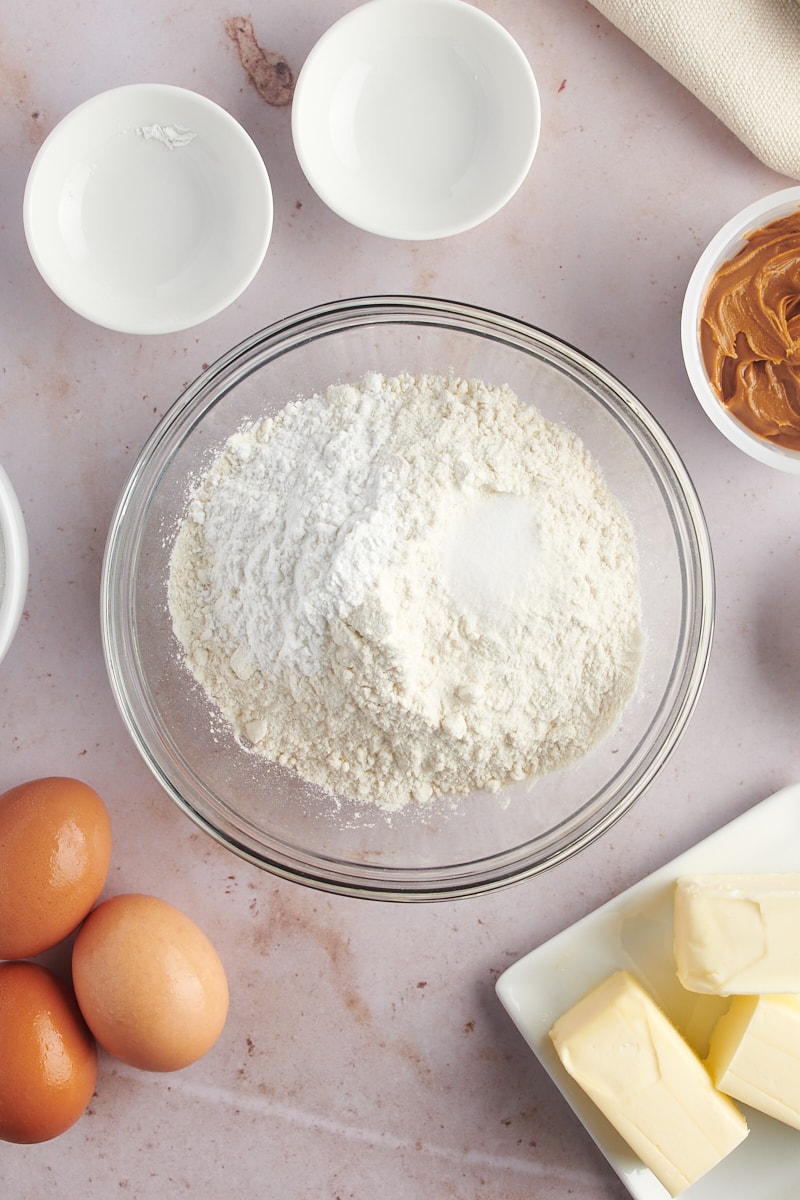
top-left (700, 209), bottom-right (800, 451)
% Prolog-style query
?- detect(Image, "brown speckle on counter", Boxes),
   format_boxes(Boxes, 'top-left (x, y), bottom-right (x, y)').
top-left (224, 16), bottom-right (295, 107)
top-left (1, 58), bottom-right (45, 145)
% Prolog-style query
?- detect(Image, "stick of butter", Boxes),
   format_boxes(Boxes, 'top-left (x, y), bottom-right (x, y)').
top-left (707, 993), bottom-right (800, 1131)
top-left (549, 970), bottom-right (748, 1197)
top-left (674, 873), bottom-right (800, 995)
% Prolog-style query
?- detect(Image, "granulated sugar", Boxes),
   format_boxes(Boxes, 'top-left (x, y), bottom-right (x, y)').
top-left (168, 372), bottom-right (642, 811)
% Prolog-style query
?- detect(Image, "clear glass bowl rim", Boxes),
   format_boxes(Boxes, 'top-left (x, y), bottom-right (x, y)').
top-left (101, 295), bottom-right (715, 902)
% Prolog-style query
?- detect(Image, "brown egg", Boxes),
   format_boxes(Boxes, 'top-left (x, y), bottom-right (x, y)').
top-left (72, 893), bottom-right (229, 1072)
top-left (0, 960), bottom-right (98, 1143)
top-left (0, 776), bottom-right (112, 959)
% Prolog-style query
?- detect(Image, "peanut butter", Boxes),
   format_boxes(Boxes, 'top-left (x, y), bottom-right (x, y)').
top-left (700, 209), bottom-right (800, 451)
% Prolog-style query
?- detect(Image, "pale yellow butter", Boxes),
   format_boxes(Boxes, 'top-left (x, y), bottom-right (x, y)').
top-left (674, 873), bottom-right (800, 995)
top-left (707, 993), bottom-right (800, 1131)
top-left (549, 971), bottom-right (748, 1197)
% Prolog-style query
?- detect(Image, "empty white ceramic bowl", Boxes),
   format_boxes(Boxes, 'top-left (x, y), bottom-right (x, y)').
top-left (291, 0), bottom-right (541, 239)
top-left (23, 84), bottom-right (273, 335)
top-left (681, 186), bottom-right (800, 474)
top-left (0, 464), bottom-right (28, 666)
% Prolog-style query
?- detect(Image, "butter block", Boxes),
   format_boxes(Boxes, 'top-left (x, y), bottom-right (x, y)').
top-left (549, 971), bottom-right (748, 1197)
top-left (707, 993), bottom-right (800, 1131)
top-left (674, 873), bottom-right (800, 995)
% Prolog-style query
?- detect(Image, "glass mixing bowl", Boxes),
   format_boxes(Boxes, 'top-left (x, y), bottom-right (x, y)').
top-left (101, 297), bottom-right (714, 901)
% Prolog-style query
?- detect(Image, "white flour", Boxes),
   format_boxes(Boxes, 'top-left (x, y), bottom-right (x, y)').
top-left (168, 373), bottom-right (642, 811)
top-left (136, 124), bottom-right (197, 149)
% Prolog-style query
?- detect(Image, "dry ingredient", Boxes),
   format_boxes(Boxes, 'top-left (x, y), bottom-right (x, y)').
top-left (168, 372), bottom-right (642, 811)
top-left (700, 208), bottom-right (800, 450)
top-left (136, 123), bottom-right (197, 149)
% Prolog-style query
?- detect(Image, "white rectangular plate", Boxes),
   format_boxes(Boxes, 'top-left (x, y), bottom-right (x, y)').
top-left (496, 783), bottom-right (800, 1199)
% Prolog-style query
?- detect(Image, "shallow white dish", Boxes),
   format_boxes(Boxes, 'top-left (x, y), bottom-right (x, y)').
top-left (681, 186), bottom-right (800, 475)
top-left (0, 464), bottom-right (28, 666)
top-left (291, 0), bottom-right (540, 240)
top-left (496, 782), bottom-right (800, 1200)
top-left (23, 84), bottom-right (273, 335)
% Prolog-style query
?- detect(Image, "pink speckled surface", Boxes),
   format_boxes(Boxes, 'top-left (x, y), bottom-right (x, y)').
top-left (1, 2), bottom-right (799, 1197)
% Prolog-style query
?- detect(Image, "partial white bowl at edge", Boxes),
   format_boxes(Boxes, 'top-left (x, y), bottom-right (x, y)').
top-left (0, 464), bottom-right (28, 666)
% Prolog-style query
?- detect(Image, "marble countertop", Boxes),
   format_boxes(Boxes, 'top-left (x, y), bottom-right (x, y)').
top-left (2, 1), bottom-right (799, 1196)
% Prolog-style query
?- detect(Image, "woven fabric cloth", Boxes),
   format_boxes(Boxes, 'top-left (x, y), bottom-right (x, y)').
top-left (588, 0), bottom-right (800, 179)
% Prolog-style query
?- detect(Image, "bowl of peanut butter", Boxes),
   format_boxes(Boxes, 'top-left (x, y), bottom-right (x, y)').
top-left (682, 186), bottom-right (800, 473)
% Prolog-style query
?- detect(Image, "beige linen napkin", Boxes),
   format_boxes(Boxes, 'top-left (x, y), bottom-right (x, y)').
top-left (588, 0), bottom-right (800, 179)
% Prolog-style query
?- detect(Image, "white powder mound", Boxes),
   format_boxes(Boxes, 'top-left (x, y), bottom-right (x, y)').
top-left (168, 372), bottom-right (643, 811)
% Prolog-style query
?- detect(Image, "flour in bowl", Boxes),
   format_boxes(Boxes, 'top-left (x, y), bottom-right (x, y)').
top-left (168, 372), bottom-right (642, 811)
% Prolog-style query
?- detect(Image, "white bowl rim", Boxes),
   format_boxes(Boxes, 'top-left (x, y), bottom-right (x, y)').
top-left (22, 83), bottom-right (274, 335)
top-left (0, 463), bottom-right (28, 665)
top-left (681, 185), bottom-right (800, 475)
top-left (291, 0), bottom-right (541, 240)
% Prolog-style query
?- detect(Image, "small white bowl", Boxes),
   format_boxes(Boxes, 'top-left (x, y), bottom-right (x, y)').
top-left (23, 84), bottom-right (273, 335)
top-left (681, 186), bottom-right (800, 474)
top-left (0, 465), bottom-right (28, 666)
top-left (291, 0), bottom-right (541, 240)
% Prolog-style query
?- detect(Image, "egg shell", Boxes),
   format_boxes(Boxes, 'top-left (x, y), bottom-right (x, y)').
top-left (0, 776), bottom-right (112, 959)
top-left (72, 893), bottom-right (229, 1072)
top-left (0, 960), bottom-right (97, 1143)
